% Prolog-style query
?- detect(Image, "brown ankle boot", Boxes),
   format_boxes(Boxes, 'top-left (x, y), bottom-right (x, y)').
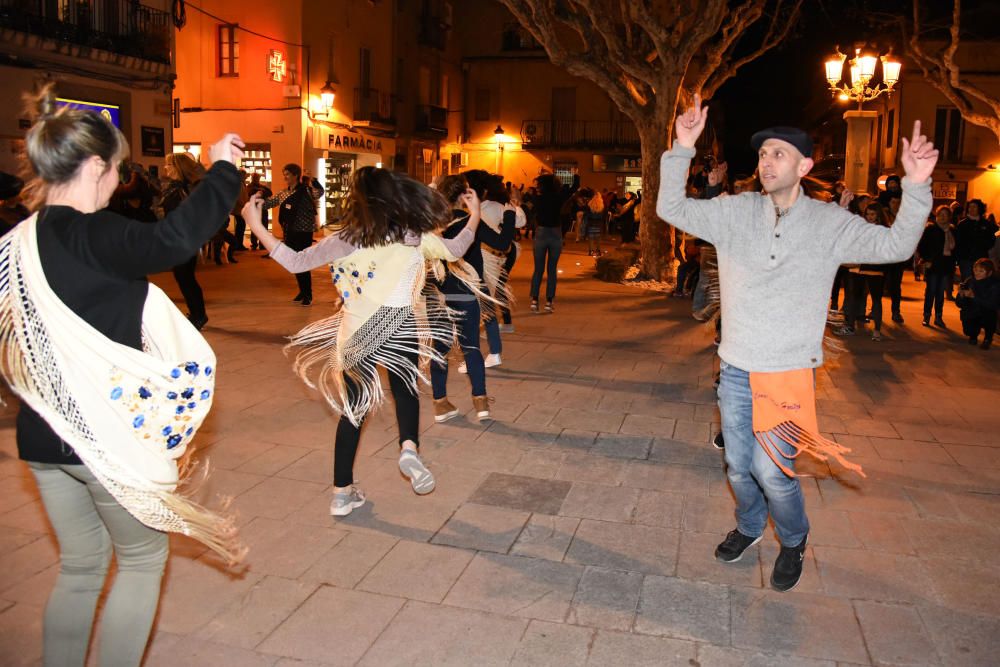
top-left (472, 395), bottom-right (493, 423)
top-left (433, 397), bottom-right (459, 423)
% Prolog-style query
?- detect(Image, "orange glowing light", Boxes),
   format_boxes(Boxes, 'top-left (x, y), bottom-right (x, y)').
top-left (268, 50), bottom-right (287, 82)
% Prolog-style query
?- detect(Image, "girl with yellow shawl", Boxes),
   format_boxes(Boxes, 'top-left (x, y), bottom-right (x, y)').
top-left (243, 167), bottom-right (482, 516)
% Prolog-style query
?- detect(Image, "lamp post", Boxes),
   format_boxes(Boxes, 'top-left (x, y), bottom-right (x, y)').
top-left (824, 46), bottom-right (901, 193)
top-left (494, 124), bottom-right (505, 173)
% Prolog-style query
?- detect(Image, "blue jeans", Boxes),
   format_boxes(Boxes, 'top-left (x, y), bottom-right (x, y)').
top-left (431, 299), bottom-right (487, 398)
top-left (530, 227), bottom-right (562, 302)
top-left (717, 361), bottom-right (809, 547)
top-left (483, 318), bottom-right (502, 355)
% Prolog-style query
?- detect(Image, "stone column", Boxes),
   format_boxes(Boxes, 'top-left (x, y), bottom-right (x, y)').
top-left (843, 110), bottom-right (878, 193)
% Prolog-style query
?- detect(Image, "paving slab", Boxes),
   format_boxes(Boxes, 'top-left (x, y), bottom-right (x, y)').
top-left (356, 540), bottom-right (473, 603)
top-left (565, 519), bottom-right (679, 576)
top-left (635, 575), bottom-right (731, 644)
top-left (256, 586), bottom-right (404, 664)
top-left (467, 472), bottom-right (572, 514)
top-left (510, 619), bottom-right (594, 667)
top-left (853, 600), bottom-right (940, 666)
top-left (431, 502), bottom-right (530, 553)
top-left (510, 513), bottom-right (580, 562)
top-left (567, 565), bottom-right (643, 631)
top-left (586, 629), bottom-right (697, 666)
top-left (730, 588), bottom-right (869, 664)
top-left (443, 552), bottom-right (583, 622)
top-left (194, 575), bottom-right (319, 651)
top-left (358, 599), bottom-right (526, 667)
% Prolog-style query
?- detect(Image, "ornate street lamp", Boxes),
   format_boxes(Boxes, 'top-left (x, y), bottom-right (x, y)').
top-left (320, 82), bottom-right (336, 112)
top-left (824, 46), bottom-right (902, 193)
top-left (825, 46), bottom-right (901, 111)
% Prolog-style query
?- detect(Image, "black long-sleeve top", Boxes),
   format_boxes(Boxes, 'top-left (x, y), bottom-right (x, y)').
top-left (434, 208), bottom-right (515, 300)
top-left (956, 275), bottom-right (1000, 317)
top-left (17, 161), bottom-right (241, 464)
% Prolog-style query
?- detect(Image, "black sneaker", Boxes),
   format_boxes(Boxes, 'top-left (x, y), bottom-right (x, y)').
top-left (712, 432), bottom-right (725, 450)
top-left (770, 536), bottom-right (807, 592)
top-left (715, 529), bottom-right (761, 563)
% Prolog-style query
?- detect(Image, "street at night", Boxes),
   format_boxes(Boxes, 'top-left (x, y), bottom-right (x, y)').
top-left (2, 0), bottom-right (1000, 665)
top-left (0, 243), bottom-right (997, 665)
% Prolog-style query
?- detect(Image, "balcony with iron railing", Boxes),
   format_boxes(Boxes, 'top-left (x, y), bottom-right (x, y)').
top-left (520, 120), bottom-right (640, 150)
top-left (415, 104), bottom-right (448, 136)
top-left (0, 0), bottom-right (172, 64)
top-left (353, 87), bottom-right (396, 128)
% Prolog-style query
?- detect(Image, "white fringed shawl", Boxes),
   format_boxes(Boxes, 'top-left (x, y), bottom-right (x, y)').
top-left (0, 215), bottom-right (241, 562)
top-left (288, 234), bottom-right (470, 426)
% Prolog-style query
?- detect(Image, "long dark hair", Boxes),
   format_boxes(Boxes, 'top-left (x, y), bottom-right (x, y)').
top-left (463, 169), bottom-right (508, 204)
top-left (336, 167), bottom-right (451, 247)
top-left (436, 174), bottom-right (469, 206)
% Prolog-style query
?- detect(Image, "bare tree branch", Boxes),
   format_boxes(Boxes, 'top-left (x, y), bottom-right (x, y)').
top-left (903, 0), bottom-right (1000, 144)
top-left (700, 0), bottom-right (803, 100)
top-left (494, 0), bottom-right (800, 278)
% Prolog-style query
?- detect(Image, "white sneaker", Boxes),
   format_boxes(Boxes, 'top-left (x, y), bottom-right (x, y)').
top-left (398, 449), bottom-right (435, 495)
top-left (330, 486), bottom-right (366, 516)
top-left (458, 362), bottom-right (468, 374)
top-left (484, 353), bottom-right (502, 368)
top-left (499, 324), bottom-right (515, 333)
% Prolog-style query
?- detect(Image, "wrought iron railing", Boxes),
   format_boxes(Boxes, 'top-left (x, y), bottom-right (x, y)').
top-left (415, 104), bottom-right (448, 135)
top-left (353, 87), bottom-right (396, 126)
top-left (0, 0), bottom-right (172, 64)
top-left (520, 120), bottom-right (640, 149)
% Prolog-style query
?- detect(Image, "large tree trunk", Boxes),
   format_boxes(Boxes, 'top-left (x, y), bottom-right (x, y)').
top-left (636, 109), bottom-right (674, 281)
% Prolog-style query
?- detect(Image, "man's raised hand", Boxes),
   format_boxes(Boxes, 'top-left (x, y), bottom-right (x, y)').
top-left (900, 120), bottom-right (939, 184)
top-left (674, 95), bottom-right (709, 150)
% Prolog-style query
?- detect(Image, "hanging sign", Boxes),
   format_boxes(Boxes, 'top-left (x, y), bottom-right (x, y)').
top-left (56, 97), bottom-right (121, 128)
top-left (593, 154), bottom-right (642, 173)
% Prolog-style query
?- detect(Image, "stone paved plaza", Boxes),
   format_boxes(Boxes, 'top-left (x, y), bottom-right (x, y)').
top-left (1, 241), bottom-right (999, 666)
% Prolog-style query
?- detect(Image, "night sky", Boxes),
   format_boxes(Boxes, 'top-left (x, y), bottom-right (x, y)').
top-left (712, 0), bottom-right (999, 176)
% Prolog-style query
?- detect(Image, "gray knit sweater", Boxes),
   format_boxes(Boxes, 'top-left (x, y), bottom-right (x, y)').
top-left (657, 145), bottom-right (933, 372)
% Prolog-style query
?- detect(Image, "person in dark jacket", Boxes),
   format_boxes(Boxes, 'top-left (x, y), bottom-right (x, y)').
top-left (14, 83), bottom-right (243, 666)
top-left (956, 258), bottom-right (1000, 349)
top-left (263, 163), bottom-right (324, 304)
top-left (162, 152), bottom-right (214, 329)
top-left (247, 172), bottom-right (272, 250)
top-left (954, 199), bottom-right (998, 282)
top-left (529, 173), bottom-right (564, 311)
top-left (427, 175), bottom-right (500, 423)
top-left (917, 205), bottom-right (958, 327)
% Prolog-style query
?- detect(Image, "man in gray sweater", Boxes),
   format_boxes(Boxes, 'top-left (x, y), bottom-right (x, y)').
top-left (657, 97), bottom-right (938, 591)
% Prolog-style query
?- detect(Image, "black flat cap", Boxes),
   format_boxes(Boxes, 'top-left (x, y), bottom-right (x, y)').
top-left (750, 127), bottom-right (814, 158)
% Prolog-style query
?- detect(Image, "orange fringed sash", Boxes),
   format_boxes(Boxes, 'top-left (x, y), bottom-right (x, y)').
top-left (750, 369), bottom-right (866, 478)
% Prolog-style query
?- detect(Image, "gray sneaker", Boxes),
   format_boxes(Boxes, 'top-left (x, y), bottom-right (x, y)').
top-left (330, 486), bottom-right (366, 517)
top-left (398, 450), bottom-right (435, 495)
top-left (499, 323), bottom-right (515, 333)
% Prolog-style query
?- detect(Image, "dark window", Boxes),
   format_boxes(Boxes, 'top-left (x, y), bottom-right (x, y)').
top-left (474, 89), bottom-right (491, 121)
top-left (934, 107), bottom-right (964, 162)
top-left (886, 109), bottom-right (895, 149)
top-left (218, 24), bottom-right (238, 77)
top-left (360, 48), bottom-right (372, 89)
